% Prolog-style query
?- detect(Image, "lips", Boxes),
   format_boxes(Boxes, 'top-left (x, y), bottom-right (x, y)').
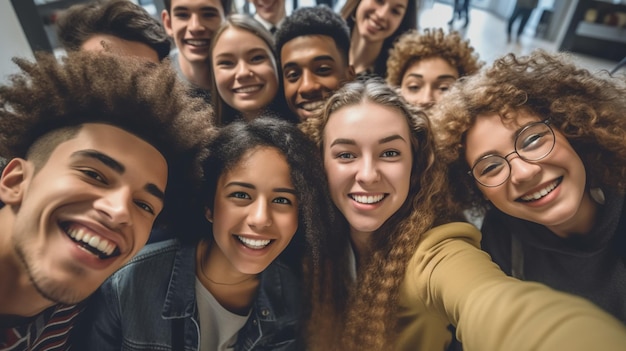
top-left (62, 222), bottom-right (120, 259)
top-left (233, 85), bottom-right (263, 94)
top-left (183, 39), bottom-right (209, 48)
top-left (350, 194), bottom-right (386, 204)
top-left (298, 100), bottom-right (325, 112)
top-left (517, 177), bottom-right (563, 202)
top-left (236, 235), bottom-right (272, 249)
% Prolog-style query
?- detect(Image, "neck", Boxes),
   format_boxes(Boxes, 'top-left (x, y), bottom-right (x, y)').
top-left (179, 57), bottom-right (212, 90)
top-left (349, 229), bottom-right (373, 269)
top-left (195, 240), bottom-right (259, 315)
top-left (349, 30), bottom-right (383, 75)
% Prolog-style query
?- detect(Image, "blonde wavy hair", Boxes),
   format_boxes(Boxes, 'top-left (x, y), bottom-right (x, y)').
top-left (386, 28), bottom-right (483, 87)
top-left (299, 78), bottom-right (461, 351)
top-left (434, 50), bottom-right (626, 212)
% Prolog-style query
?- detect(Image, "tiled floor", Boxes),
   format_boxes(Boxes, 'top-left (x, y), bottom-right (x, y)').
top-left (417, 1), bottom-right (620, 73)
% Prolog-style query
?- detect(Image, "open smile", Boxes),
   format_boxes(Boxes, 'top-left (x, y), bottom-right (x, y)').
top-left (349, 193), bottom-right (387, 204)
top-left (236, 235), bottom-right (273, 250)
top-left (62, 222), bottom-right (120, 259)
top-left (517, 177), bottom-right (563, 203)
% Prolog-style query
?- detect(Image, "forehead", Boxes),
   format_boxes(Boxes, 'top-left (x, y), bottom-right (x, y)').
top-left (221, 146), bottom-right (291, 182)
top-left (170, 0), bottom-right (223, 10)
top-left (403, 57), bottom-right (459, 80)
top-left (214, 27), bottom-right (269, 51)
top-left (324, 102), bottom-right (411, 142)
top-left (281, 35), bottom-right (345, 67)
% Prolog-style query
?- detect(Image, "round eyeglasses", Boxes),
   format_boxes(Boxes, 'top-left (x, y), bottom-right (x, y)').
top-left (468, 119), bottom-right (555, 187)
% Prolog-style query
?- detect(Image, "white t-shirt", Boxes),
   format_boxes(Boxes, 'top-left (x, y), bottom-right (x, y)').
top-left (195, 278), bottom-right (250, 351)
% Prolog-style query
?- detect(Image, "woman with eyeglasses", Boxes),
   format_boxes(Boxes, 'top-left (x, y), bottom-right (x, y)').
top-left (435, 50), bottom-right (626, 323)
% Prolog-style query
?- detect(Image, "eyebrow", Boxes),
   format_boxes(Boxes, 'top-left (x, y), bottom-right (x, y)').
top-left (406, 73), bottom-right (458, 81)
top-left (283, 55), bottom-right (336, 70)
top-left (71, 150), bottom-right (165, 200)
top-left (329, 134), bottom-right (406, 147)
top-left (172, 6), bottom-right (219, 12)
top-left (226, 181), bottom-right (297, 195)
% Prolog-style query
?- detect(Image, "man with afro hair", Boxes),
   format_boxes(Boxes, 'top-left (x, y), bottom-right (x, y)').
top-left (0, 51), bottom-right (214, 350)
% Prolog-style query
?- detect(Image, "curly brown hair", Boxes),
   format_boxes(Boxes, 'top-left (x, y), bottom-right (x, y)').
top-left (434, 50), bottom-right (626, 212)
top-left (0, 51), bottom-right (216, 230)
top-left (299, 78), bottom-right (461, 351)
top-left (386, 28), bottom-right (483, 87)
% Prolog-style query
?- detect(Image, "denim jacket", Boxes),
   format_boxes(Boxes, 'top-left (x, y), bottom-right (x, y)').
top-left (80, 239), bottom-right (302, 351)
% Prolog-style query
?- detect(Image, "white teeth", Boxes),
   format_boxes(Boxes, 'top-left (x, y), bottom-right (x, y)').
top-left (301, 101), bottom-right (324, 111)
top-left (185, 39), bottom-right (208, 47)
top-left (237, 236), bottom-right (271, 250)
top-left (351, 194), bottom-right (385, 204)
top-left (234, 85), bottom-right (262, 93)
top-left (67, 227), bottom-right (116, 256)
top-left (520, 180), bottom-right (560, 202)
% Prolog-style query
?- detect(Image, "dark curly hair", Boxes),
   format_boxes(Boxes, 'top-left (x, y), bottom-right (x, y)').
top-left (57, 0), bottom-right (171, 61)
top-left (184, 117), bottom-right (338, 274)
top-left (386, 28), bottom-right (483, 87)
top-left (0, 51), bottom-right (216, 230)
top-left (299, 78), bottom-right (461, 351)
top-left (340, 0), bottom-right (417, 78)
top-left (435, 50), bottom-right (626, 213)
top-left (274, 5), bottom-right (351, 68)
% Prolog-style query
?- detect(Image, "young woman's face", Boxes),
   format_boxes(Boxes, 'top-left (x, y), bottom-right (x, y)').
top-left (465, 112), bottom-right (595, 237)
top-left (400, 57), bottom-right (459, 108)
top-left (323, 101), bottom-right (412, 240)
top-left (212, 27), bottom-right (279, 118)
top-left (208, 146), bottom-right (299, 275)
top-left (354, 0), bottom-right (408, 43)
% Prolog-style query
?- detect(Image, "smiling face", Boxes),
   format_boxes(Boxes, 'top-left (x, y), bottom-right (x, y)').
top-left (400, 57), bottom-right (459, 108)
top-left (465, 112), bottom-right (596, 237)
top-left (208, 146), bottom-right (299, 275)
top-left (323, 101), bottom-right (412, 241)
top-left (212, 27), bottom-right (278, 119)
top-left (354, 0), bottom-right (407, 43)
top-left (250, 0), bottom-right (285, 25)
top-left (2, 123), bottom-right (167, 305)
top-left (281, 35), bottom-right (353, 121)
top-left (162, 0), bottom-right (225, 68)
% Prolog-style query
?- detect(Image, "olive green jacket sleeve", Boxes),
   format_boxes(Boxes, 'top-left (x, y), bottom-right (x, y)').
top-left (397, 222), bottom-right (626, 351)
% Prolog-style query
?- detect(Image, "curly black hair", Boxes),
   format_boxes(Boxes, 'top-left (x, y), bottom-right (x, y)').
top-left (274, 5), bottom-right (351, 67)
top-left (0, 51), bottom-right (216, 230)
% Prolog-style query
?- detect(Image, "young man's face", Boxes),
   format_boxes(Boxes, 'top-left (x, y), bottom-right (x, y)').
top-left (1, 123), bottom-right (167, 306)
top-left (249, 0), bottom-right (286, 25)
top-left (281, 35), bottom-right (354, 121)
top-left (162, 0), bottom-right (225, 67)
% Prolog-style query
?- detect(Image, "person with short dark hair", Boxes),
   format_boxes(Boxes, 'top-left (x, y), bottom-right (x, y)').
top-left (57, 0), bottom-right (171, 63)
top-left (274, 6), bottom-right (355, 121)
top-left (161, 0), bottom-right (234, 97)
top-left (0, 51), bottom-right (214, 351)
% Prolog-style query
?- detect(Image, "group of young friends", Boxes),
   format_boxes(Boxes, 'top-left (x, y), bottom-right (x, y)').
top-left (1, 0), bottom-right (626, 350)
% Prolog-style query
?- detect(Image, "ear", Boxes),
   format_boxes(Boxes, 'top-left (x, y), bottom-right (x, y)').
top-left (161, 9), bottom-right (173, 36)
top-left (204, 208), bottom-right (213, 223)
top-left (0, 159), bottom-right (29, 205)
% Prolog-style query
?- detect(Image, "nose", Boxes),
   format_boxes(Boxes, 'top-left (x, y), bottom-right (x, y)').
top-left (94, 188), bottom-right (132, 227)
top-left (247, 200), bottom-right (272, 229)
top-left (188, 14), bottom-right (205, 33)
top-left (355, 157), bottom-right (380, 185)
top-left (508, 155), bottom-right (541, 185)
top-left (298, 70), bottom-right (321, 98)
top-left (375, 4), bottom-right (391, 19)
top-left (415, 86), bottom-right (435, 107)
top-left (235, 61), bottom-right (252, 79)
